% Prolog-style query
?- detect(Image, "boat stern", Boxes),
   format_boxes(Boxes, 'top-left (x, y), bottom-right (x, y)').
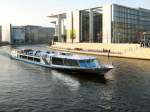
top-left (10, 49), bottom-right (18, 58)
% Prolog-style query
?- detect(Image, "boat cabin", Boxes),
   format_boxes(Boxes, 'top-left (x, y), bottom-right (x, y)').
top-left (51, 56), bottom-right (98, 68)
top-left (15, 49), bottom-right (98, 68)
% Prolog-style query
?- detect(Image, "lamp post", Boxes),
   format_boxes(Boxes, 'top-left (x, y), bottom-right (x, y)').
top-left (117, 32), bottom-right (120, 43)
top-left (97, 33), bottom-right (100, 43)
top-left (143, 32), bottom-right (146, 47)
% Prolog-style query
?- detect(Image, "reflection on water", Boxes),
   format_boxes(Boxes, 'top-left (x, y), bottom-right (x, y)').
top-left (51, 70), bottom-right (80, 91)
top-left (0, 45), bottom-right (150, 112)
top-left (55, 70), bottom-right (109, 84)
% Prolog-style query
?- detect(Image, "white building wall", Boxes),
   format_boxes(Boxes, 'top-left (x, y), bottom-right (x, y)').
top-left (66, 11), bottom-right (80, 43)
top-left (61, 19), bottom-right (65, 35)
top-left (73, 10), bottom-right (80, 43)
top-left (66, 11), bottom-right (72, 42)
top-left (55, 22), bottom-right (59, 36)
top-left (0, 26), bottom-right (2, 42)
top-left (2, 24), bottom-right (11, 43)
top-left (102, 4), bottom-right (112, 43)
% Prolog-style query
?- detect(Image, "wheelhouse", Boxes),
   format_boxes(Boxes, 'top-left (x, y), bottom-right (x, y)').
top-left (51, 57), bottom-right (79, 67)
top-left (79, 59), bottom-right (98, 68)
top-left (51, 56), bottom-right (98, 68)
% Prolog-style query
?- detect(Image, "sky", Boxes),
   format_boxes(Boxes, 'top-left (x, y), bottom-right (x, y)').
top-left (0, 0), bottom-right (150, 27)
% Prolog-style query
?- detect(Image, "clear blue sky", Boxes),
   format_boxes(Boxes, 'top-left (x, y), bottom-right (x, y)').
top-left (0, 0), bottom-right (150, 27)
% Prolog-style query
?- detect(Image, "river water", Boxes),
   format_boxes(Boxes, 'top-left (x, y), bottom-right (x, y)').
top-left (0, 45), bottom-right (150, 112)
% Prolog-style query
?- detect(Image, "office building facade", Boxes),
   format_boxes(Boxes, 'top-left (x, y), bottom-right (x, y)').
top-left (49, 4), bottom-right (150, 43)
top-left (11, 26), bottom-right (25, 44)
top-left (2, 24), bottom-right (55, 44)
top-left (24, 25), bottom-right (55, 44)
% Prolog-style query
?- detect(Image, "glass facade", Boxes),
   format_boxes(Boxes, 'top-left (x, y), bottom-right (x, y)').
top-left (139, 8), bottom-right (150, 35)
top-left (79, 9), bottom-right (102, 42)
top-left (93, 13), bottom-right (102, 42)
top-left (112, 5), bottom-right (140, 43)
top-left (80, 10), bottom-right (90, 42)
top-left (112, 4), bottom-right (150, 43)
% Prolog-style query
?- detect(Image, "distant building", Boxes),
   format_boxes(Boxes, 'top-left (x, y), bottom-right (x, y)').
top-left (49, 3), bottom-right (150, 43)
top-left (11, 26), bottom-right (25, 44)
top-left (2, 24), bottom-right (11, 43)
top-left (0, 26), bottom-right (2, 42)
top-left (24, 25), bottom-right (54, 44)
top-left (2, 24), bottom-right (55, 45)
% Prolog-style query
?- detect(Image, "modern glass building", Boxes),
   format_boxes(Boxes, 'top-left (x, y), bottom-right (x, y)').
top-left (112, 4), bottom-right (150, 43)
top-left (49, 4), bottom-right (150, 43)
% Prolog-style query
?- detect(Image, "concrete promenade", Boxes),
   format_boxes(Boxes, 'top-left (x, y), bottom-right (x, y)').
top-left (50, 42), bottom-right (150, 60)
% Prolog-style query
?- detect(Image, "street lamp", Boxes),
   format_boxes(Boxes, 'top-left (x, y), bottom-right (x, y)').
top-left (117, 32), bottom-right (120, 43)
top-left (97, 33), bottom-right (100, 42)
top-left (143, 32), bottom-right (146, 47)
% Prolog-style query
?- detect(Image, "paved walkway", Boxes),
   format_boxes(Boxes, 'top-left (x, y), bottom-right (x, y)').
top-left (50, 43), bottom-right (150, 60)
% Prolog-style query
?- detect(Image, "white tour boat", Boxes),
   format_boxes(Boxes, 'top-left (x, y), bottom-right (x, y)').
top-left (10, 49), bottom-right (114, 75)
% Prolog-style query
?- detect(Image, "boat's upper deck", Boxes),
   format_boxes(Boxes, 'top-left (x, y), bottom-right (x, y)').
top-left (12, 49), bottom-right (100, 68)
top-left (49, 54), bottom-right (95, 60)
top-left (19, 49), bottom-right (96, 61)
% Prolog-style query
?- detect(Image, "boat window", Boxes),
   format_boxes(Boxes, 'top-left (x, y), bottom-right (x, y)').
top-left (61, 53), bottom-right (66, 55)
top-left (28, 52), bottom-right (33, 55)
top-left (20, 55), bottom-right (23, 58)
top-left (21, 55), bottom-right (28, 59)
top-left (79, 59), bottom-right (96, 68)
top-left (64, 59), bottom-right (79, 66)
top-left (52, 57), bottom-right (63, 65)
top-left (79, 60), bottom-right (87, 67)
top-left (46, 51), bottom-right (50, 54)
top-left (88, 59), bottom-right (95, 63)
top-left (34, 58), bottom-right (40, 62)
top-left (28, 56), bottom-right (33, 61)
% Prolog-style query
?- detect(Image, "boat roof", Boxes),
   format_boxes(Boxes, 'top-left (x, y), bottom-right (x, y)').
top-left (21, 49), bottom-right (34, 51)
top-left (48, 53), bottom-right (96, 60)
top-left (18, 49), bottom-right (96, 60)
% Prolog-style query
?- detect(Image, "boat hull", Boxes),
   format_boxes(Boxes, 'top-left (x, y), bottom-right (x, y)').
top-left (50, 66), bottom-right (112, 75)
top-left (11, 56), bottom-right (113, 75)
